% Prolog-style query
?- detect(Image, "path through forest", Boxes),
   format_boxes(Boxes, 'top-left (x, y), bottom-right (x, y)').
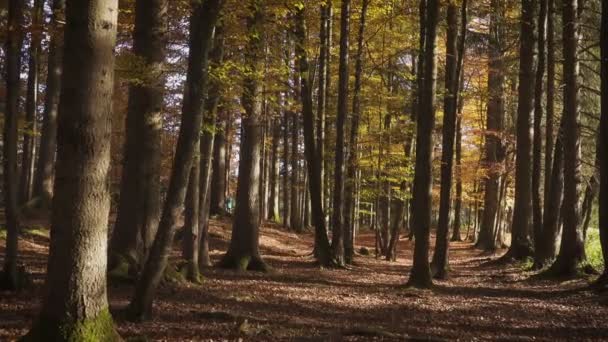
top-left (2, 218), bottom-right (608, 341)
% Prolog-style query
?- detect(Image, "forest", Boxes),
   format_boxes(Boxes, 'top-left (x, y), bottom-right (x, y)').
top-left (0, 0), bottom-right (607, 340)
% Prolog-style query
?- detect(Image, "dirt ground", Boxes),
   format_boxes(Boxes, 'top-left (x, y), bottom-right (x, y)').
top-left (2, 218), bottom-right (608, 341)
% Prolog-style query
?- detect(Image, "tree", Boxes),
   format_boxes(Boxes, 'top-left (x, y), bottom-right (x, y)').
top-left (217, 0), bottom-right (267, 271)
top-left (331, 0), bottom-right (351, 266)
top-left (546, 0), bottom-right (586, 276)
top-left (127, 0), bottom-right (223, 321)
top-left (344, 0), bottom-right (369, 265)
top-left (532, 0), bottom-right (548, 259)
top-left (598, 0), bottom-right (608, 286)
top-left (1, 0), bottom-right (24, 291)
top-left (294, 2), bottom-right (333, 266)
top-left (504, 0), bottom-right (536, 261)
top-left (109, 0), bottom-right (167, 276)
top-left (407, 0), bottom-right (439, 288)
top-left (23, 0), bottom-right (121, 338)
top-left (210, 115), bottom-right (228, 216)
top-left (33, 0), bottom-right (65, 205)
top-left (431, 0), bottom-right (459, 279)
top-left (477, 0), bottom-right (505, 252)
top-left (20, 0), bottom-right (44, 204)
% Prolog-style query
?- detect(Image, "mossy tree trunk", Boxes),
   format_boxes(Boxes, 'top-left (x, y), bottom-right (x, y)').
top-left (217, 0), bottom-right (268, 272)
top-left (23, 0), bottom-right (120, 339)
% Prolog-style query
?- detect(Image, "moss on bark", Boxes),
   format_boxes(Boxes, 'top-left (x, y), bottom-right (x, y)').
top-left (21, 309), bottom-right (121, 342)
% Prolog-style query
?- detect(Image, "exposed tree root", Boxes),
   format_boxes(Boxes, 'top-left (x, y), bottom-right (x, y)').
top-left (217, 254), bottom-right (271, 272)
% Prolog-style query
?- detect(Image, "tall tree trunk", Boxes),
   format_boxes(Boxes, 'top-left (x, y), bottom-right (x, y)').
top-left (282, 90), bottom-right (291, 229)
top-left (20, 0), bottom-right (44, 205)
top-left (407, 0), bottom-right (439, 289)
top-left (343, 0), bottom-right (368, 265)
top-left (477, 0), bottom-right (505, 252)
top-left (547, 0), bottom-right (586, 276)
top-left (294, 4), bottom-right (332, 266)
top-left (331, 0), bottom-right (351, 266)
top-left (317, 2), bottom-right (329, 217)
top-left (210, 123), bottom-right (227, 215)
top-left (182, 152), bottom-right (200, 279)
top-left (193, 23), bottom-right (224, 276)
top-left (290, 107), bottom-right (302, 232)
top-left (109, 0), bottom-right (166, 275)
top-left (452, 114), bottom-right (463, 242)
top-left (217, 0), bottom-right (267, 272)
top-left (543, 0), bottom-right (556, 244)
top-left (23, 0), bottom-right (121, 338)
top-left (431, 0), bottom-right (459, 279)
top-left (127, 0), bottom-right (223, 321)
top-left (598, 0), bottom-right (608, 284)
top-left (504, 0), bottom-right (536, 261)
top-left (267, 115), bottom-right (280, 222)
top-left (33, 0), bottom-right (65, 204)
top-left (1, 0), bottom-right (24, 291)
top-left (532, 0), bottom-right (548, 258)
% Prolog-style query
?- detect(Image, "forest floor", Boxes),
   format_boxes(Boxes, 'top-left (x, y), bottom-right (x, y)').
top-left (2, 217), bottom-right (608, 341)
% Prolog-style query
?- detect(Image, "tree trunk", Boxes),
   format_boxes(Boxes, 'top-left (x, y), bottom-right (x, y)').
top-left (544, 0), bottom-right (555, 212)
top-left (290, 106), bottom-right (302, 232)
top-left (109, 0), bottom-right (166, 276)
top-left (407, 0), bottom-right (439, 289)
top-left (1, 0), bottom-right (25, 291)
top-left (294, 5), bottom-right (332, 266)
top-left (33, 0), bottom-right (65, 204)
top-left (504, 0), bottom-right (536, 261)
top-left (20, 0), bottom-right (43, 205)
top-left (532, 0), bottom-right (548, 258)
top-left (343, 0), bottom-right (368, 264)
top-left (547, 0), bottom-right (586, 276)
top-left (598, 0), bottom-right (608, 284)
top-left (182, 153), bottom-right (200, 280)
top-left (23, 0), bottom-right (121, 338)
top-left (317, 3), bottom-right (330, 218)
top-left (267, 115), bottom-right (280, 222)
top-left (431, 0), bottom-right (459, 279)
top-left (282, 90), bottom-right (291, 229)
top-left (477, 0), bottom-right (505, 253)
top-left (217, 0), bottom-right (267, 272)
top-left (331, 0), bottom-right (351, 266)
top-left (127, 0), bottom-right (223, 321)
top-left (210, 122), bottom-right (227, 215)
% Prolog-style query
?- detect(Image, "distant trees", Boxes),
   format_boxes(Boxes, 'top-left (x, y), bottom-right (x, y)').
top-left (23, 0), bottom-right (121, 338)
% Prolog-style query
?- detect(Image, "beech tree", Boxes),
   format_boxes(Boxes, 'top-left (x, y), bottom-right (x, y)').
top-left (1, 0), bottom-right (24, 291)
top-left (598, 0), bottom-right (607, 286)
top-left (127, 0), bottom-right (223, 320)
top-left (34, 0), bottom-right (65, 205)
top-left (109, 0), bottom-right (167, 276)
top-left (23, 0), bottom-right (121, 338)
top-left (217, 0), bottom-right (268, 271)
top-left (408, 0), bottom-right (439, 288)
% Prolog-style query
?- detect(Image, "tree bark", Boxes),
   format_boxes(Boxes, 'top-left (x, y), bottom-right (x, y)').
top-left (210, 123), bottom-right (227, 215)
top-left (532, 0), bottom-right (548, 258)
top-left (294, 4), bottom-right (333, 266)
top-left (1, 0), bottom-right (24, 291)
top-left (23, 0), bottom-right (121, 338)
top-left (407, 0), bottom-right (439, 289)
top-left (477, 0), bottom-right (505, 253)
top-left (20, 0), bottom-right (44, 205)
top-left (109, 0), bottom-right (166, 275)
top-left (598, 0), bottom-right (608, 284)
top-left (331, 0), bottom-right (351, 266)
top-left (431, 0), bottom-right (459, 279)
top-left (33, 0), bottom-right (65, 204)
top-left (217, 0), bottom-right (267, 272)
top-left (267, 115), bottom-right (281, 222)
top-left (344, 0), bottom-right (369, 264)
top-left (546, 0), bottom-right (586, 276)
top-left (504, 0), bottom-right (536, 261)
top-left (543, 0), bottom-right (556, 242)
top-left (127, 0), bottom-right (223, 321)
